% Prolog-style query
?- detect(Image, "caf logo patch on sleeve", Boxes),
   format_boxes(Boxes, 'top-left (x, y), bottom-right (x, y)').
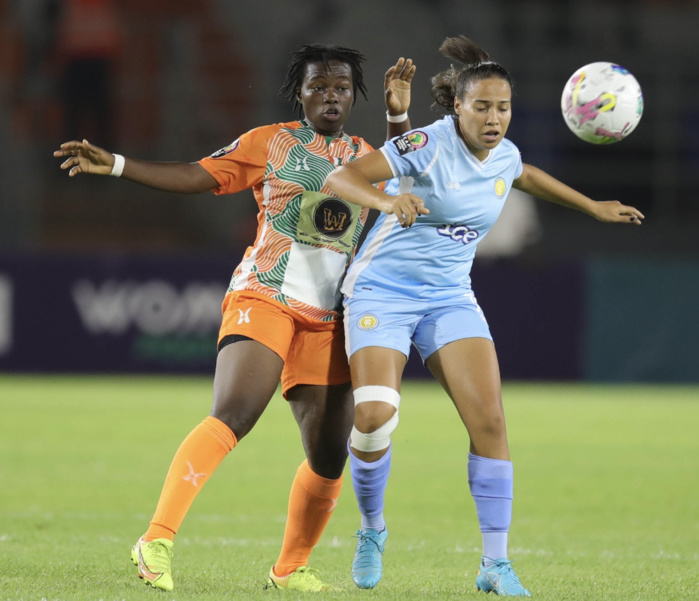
top-left (393, 131), bottom-right (429, 156)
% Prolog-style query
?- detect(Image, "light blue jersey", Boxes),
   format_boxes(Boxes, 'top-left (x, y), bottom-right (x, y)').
top-left (342, 116), bottom-right (523, 302)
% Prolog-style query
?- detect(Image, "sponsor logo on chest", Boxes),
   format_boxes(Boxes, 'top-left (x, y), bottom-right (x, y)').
top-left (437, 224), bottom-right (479, 244)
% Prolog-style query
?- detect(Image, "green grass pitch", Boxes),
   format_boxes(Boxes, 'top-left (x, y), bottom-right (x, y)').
top-left (1, 375), bottom-right (697, 600)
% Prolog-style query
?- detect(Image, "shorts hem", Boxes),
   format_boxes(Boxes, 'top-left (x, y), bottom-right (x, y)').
top-left (348, 341), bottom-right (410, 361)
top-left (281, 375), bottom-right (351, 399)
top-left (217, 329), bottom-right (288, 363)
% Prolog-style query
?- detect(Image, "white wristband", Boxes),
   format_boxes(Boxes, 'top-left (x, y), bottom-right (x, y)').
top-left (386, 111), bottom-right (408, 123)
top-left (110, 154), bottom-right (125, 177)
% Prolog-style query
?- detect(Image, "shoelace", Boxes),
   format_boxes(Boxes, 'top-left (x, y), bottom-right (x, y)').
top-left (354, 533), bottom-right (382, 565)
top-left (491, 561), bottom-right (526, 591)
top-left (289, 567), bottom-right (333, 591)
top-left (144, 542), bottom-right (172, 571)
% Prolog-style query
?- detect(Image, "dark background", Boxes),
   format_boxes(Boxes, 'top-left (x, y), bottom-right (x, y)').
top-left (1, 0), bottom-right (697, 381)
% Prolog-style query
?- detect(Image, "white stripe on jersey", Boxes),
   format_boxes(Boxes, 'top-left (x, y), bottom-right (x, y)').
top-left (420, 144), bottom-right (440, 177)
top-left (380, 144), bottom-right (440, 178)
top-left (341, 176), bottom-right (414, 298)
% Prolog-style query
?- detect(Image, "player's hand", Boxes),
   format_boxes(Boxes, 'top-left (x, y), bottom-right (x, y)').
top-left (53, 139), bottom-right (117, 177)
top-left (384, 57), bottom-right (416, 117)
top-left (593, 200), bottom-right (645, 225)
top-left (384, 193), bottom-right (429, 228)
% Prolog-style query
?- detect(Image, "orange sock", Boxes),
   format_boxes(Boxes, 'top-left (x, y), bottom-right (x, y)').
top-left (273, 460), bottom-right (343, 576)
top-left (143, 416), bottom-right (237, 542)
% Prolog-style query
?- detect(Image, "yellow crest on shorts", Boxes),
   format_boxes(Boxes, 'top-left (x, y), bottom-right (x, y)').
top-left (358, 314), bottom-right (379, 330)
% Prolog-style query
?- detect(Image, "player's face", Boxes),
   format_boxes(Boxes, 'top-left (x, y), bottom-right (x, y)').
top-left (297, 60), bottom-right (354, 137)
top-left (454, 77), bottom-right (512, 160)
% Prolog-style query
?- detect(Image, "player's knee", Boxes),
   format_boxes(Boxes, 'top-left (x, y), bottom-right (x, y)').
top-left (477, 404), bottom-right (507, 438)
top-left (354, 402), bottom-right (396, 433)
top-left (210, 399), bottom-right (265, 441)
top-left (352, 385), bottom-right (400, 432)
top-left (350, 412), bottom-right (399, 453)
top-left (306, 445), bottom-right (348, 480)
top-left (350, 386), bottom-right (401, 452)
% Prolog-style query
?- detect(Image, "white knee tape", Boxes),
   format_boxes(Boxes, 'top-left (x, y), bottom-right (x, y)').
top-left (350, 412), bottom-right (399, 453)
top-left (353, 385), bottom-right (401, 409)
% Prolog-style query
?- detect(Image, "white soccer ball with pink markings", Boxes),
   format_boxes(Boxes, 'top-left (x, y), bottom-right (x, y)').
top-left (561, 61), bottom-right (643, 144)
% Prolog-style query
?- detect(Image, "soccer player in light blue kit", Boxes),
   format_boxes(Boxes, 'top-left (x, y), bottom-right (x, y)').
top-left (326, 36), bottom-right (644, 597)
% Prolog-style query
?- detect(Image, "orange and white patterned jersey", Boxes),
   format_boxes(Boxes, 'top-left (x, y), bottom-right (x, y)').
top-left (198, 120), bottom-right (375, 322)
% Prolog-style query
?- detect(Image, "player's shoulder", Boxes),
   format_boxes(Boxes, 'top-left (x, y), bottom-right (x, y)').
top-left (346, 134), bottom-right (373, 152)
top-left (415, 115), bottom-right (456, 141)
top-left (404, 117), bottom-right (449, 141)
top-left (222, 122), bottom-right (291, 150)
top-left (251, 120), bottom-right (304, 140)
top-left (242, 120), bottom-right (310, 141)
top-left (486, 138), bottom-right (522, 178)
top-left (497, 137), bottom-right (521, 156)
top-left (384, 119), bottom-right (442, 158)
top-left (204, 122), bottom-right (291, 159)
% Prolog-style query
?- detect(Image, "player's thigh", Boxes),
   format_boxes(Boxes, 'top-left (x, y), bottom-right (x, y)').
top-left (418, 301), bottom-right (503, 431)
top-left (412, 293), bottom-right (492, 362)
top-left (343, 294), bottom-right (417, 386)
top-left (284, 320), bottom-right (353, 477)
top-left (212, 341), bottom-right (284, 440)
top-left (427, 337), bottom-right (502, 413)
top-left (213, 293), bottom-right (296, 439)
top-left (344, 295), bottom-right (416, 428)
top-left (218, 292), bottom-right (295, 362)
top-left (281, 318), bottom-right (349, 394)
top-left (427, 337), bottom-right (508, 456)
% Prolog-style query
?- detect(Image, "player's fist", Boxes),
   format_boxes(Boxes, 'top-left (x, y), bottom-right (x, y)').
top-left (386, 193), bottom-right (429, 228)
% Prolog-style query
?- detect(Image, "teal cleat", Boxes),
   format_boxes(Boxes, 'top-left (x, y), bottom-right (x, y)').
top-left (476, 556), bottom-right (531, 597)
top-left (352, 528), bottom-right (388, 589)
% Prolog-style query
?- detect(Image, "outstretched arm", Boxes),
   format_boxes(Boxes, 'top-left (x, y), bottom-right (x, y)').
top-left (325, 151), bottom-right (429, 227)
top-left (513, 163), bottom-right (644, 225)
top-left (53, 139), bottom-right (218, 194)
top-left (384, 57), bottom-right (416, 139)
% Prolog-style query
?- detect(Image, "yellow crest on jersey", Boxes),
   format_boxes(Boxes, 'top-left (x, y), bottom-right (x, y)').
top-left (495, 177), bottom-right (507, 198)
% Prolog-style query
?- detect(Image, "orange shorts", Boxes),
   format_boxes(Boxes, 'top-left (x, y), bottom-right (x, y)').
top-left (218, 291), bottom-right (350, 396)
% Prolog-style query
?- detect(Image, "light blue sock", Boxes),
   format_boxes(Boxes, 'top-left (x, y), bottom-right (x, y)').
top-left (468, 452), bottom-right (513, 563)
top-left (350, 443), bottom-right (392, 531)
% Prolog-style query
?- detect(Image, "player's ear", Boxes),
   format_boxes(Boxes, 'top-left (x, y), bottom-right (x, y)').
top-left (454, 96), bottom-right (461, 115)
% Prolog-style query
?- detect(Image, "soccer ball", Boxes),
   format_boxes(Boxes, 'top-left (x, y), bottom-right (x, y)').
top-left (561, 62), bottom-right (643, 144)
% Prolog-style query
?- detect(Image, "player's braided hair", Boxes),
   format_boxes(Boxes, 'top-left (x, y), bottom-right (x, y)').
top-left (280, 44), bottom-right (369, 118)
top-left (431, 36), bottom-right (513, 114)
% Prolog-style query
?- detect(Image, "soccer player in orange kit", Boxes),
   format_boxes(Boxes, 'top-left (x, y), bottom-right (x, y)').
top-left (54, 44), bottom-right (415, 592)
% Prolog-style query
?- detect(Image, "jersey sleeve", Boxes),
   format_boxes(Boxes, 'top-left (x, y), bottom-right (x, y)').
top-left (198, 124), bottom-right (278, 195)
top-left (514, 151), bottom-right (524, 179)
top-left (379, 129), bottom-right (437, 179)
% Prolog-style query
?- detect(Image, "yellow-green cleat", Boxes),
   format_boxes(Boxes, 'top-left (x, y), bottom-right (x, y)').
top-left (131, 537), bottom-right (174, 592)
top-left (264, 566), bottom-right (341, 592)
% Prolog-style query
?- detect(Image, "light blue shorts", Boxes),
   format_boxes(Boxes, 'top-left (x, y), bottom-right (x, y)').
top-left (343, 291), bottom-right (492, 362)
